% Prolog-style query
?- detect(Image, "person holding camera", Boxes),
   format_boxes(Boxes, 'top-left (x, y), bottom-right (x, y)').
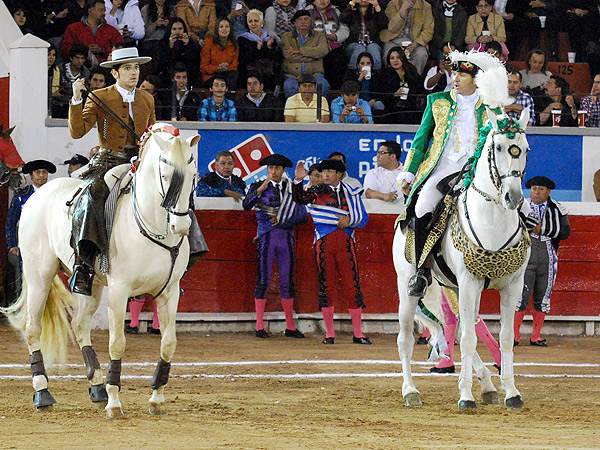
top-left (331, 80), bottom-right (373, 123)
top-left (341, 0), bottom-right (388, 70)
top-left (104, 0), bottom-right (146, 43)
top-left (423, 43), bottom-right (454, 93)
top-left (157, 17), bottom-right (201, 86)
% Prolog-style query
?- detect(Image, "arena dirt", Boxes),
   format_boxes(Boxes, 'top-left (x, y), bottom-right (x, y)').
top-left (0, 323), bottom-right (598, 450)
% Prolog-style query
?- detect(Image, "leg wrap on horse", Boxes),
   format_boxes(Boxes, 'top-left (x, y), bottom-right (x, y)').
top-left (30, 350), bottom-right (48, 380)
top-left (150, 358), bottom-right (171, 390)
top-left (106, 359), bottom-right (122, 389)
top-left (81, 346), bottom-right (101, 381)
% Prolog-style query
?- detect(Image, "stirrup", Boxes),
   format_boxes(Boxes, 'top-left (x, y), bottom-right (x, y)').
top-left (69, 265), bottom-right (95, 296)
top-left (407, 268), bottom-right (431, 298)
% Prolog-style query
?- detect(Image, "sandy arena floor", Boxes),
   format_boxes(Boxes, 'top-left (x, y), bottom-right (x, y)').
top-left (0, 323), bottom-right (598, 450)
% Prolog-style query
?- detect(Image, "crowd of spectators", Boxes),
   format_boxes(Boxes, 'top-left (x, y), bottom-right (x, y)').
top-left (8, 0), bottom-right (600, 125)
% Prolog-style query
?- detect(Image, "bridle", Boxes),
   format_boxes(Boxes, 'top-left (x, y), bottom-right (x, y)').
top-left (470, 120), bottom-right (527, 205)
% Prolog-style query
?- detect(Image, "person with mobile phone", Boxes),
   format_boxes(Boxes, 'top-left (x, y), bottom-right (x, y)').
top-left (105, 0), bottom-right (146, 42)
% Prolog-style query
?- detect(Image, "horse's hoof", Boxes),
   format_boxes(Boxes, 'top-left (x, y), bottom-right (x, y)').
top-left (481, 391), bottom-right (500, 405)
top-left (36, 405), bottom-right (54, 413)
top-left (458, 400), bottom-right (477, 410)
top-left (33, 389), bottom-right (56, 409)
top-left (106, 407), bottom-right (125, 419)
top-left (149, 402), bottom-right (167, 415)
top-left (89, 384), bottom-right (108, 404)
top-left (505, 395), bottom-right (524, 410)
top-left (404, 392), bottom-right (423, 407)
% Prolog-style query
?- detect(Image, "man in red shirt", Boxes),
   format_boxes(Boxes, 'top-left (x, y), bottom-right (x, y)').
top-left (61, 0), bottom-right (124, 64)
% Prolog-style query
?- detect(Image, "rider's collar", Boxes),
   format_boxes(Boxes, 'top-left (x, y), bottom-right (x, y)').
top-left (115, 83), bottom-right (136, 104)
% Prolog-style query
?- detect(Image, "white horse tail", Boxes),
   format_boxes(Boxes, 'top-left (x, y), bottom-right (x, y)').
top-left (0, 277), bottom-right (29, 335)
top-left (415, 280), bottom-right (448, 361)
top-left (40, 277), bottom-right (77, 367)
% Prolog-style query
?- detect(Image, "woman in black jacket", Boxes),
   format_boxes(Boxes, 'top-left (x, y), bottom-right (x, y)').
top-left (157, 18), bottom-right (201, 87)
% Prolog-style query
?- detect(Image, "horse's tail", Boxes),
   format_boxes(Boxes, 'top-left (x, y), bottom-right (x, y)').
top-left (416, 280), bottom-right (448, 361)
top-left (0, 275), bottom-right (76, 367)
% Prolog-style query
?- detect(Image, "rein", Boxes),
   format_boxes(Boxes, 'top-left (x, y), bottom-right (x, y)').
top-left (130, 128), bottom-right (194, 299)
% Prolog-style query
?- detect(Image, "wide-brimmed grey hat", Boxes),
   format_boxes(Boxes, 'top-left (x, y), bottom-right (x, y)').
top-left (100, 47), bottom-right (152, 68)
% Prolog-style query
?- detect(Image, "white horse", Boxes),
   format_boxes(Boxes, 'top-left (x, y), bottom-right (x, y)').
top-left (393, 109), bottom-right (530, 410)
top-left (2, 123), bottom-right (199, 418)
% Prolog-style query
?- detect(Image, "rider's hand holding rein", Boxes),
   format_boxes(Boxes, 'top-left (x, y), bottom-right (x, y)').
top-left (72, 78), bottom-right (86, 102)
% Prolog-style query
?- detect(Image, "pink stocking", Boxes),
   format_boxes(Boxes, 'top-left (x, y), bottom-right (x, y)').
top-left (151, 301), bottom-right (160, 330)
top-left (435, 292), bottom-right (457, 369)
top-left (281, 298), bottom-right (296, 330)
top-left (321, 306), bottom-right (335, 338)
top-left (475, 316), bottom-right (501, 366)
top-left (348, 308), bottom-right (364, 338)
top-left (531, 310), bottom-right (546, 342)
top-left (129, 297), bottom-right (144, 328)
top-left (255, 298), bottom-right (267, 331)
top-left (514, 311), bottom-right (526, 343)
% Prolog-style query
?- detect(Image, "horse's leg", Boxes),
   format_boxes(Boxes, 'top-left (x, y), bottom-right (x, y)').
top-left (498, 282), bottom-right (524, 410)
top-left (21, 255), bottom-right (60, 411)
top-left (456, 281), bottom-right (483, 410)
top-left (71, 283), bottom-right (107, 406)
top-left (148, 285), bottom-right (179, 415)
top-left (104, 284), bottom-right (129, 419)
top-left (473, 352), bottom-right (500, 405)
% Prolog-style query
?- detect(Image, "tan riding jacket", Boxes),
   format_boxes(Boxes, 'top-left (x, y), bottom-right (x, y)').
top-left (69, 85), bottom-right (156, 153)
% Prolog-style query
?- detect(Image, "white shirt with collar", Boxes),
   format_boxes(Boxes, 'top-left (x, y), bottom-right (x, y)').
top-left (115, 83), bottom-right (136, 119)
top-left (363, 164), bottom-right (404, 200)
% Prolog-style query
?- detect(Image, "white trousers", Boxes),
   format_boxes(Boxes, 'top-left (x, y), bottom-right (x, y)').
top-left (414, 157), bottom-right (466, 218)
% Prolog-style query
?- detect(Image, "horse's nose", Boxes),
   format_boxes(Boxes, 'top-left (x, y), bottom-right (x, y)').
top-left (170, 223), bottom-right (190, 236)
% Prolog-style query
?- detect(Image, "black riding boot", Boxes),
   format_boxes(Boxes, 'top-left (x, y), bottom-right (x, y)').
top-left (407, 213), bottom-right (433, 298)
top-left (68, 241), bottom-right (97, 296)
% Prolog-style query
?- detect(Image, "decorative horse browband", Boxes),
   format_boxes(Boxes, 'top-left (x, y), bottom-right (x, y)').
top-left (449, 206), bottom-right (531, 280)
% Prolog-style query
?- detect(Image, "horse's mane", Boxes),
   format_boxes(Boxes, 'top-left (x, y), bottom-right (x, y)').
top-left (464, 116), bottom-right (522, 189)
top-left (139, 124), bottom-right (189, 171)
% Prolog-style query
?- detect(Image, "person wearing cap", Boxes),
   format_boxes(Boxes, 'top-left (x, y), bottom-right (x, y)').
top-left (5, 160), bottom-right (57, 304)
top-left (397, 51), bottom-right (504, 297)
top-left (284, 74), bottom-right (331, 123)
top-left (68, 46), bottom-right (155, 295)
top-left (60, 0), bottom-right (125, 64)
top-left (292, 158), bottom-right (371, 345)
top-left (280, 10), bottom-right (331, 98)
top-left (514, 176), bottom-right (570, 347)
top-left (242, 154), bottom-right (308, 339)
top-left (64, 154), bottom-right (91, 177)
top-left (331, 80), bottom-right (374, 124)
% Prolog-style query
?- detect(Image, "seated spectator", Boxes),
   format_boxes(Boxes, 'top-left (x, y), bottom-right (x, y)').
top-left (237, 9), bottom-right (280, 91)
top-left (430, 0), bottom-right (467, 56)
top-left (65, 0), bottom-right (90, 27)
top-left (485, 40), bottom-right (504, 61)
top-left (331, 80), bottom-right (374, 123)
top-left (580, 74), bottom-right (600, 127)
top-left (82, 67), bottom-right (108, 103)
top-left (345, 52), bottom-right (383, 112)
top-left (197, 75), bottom-right (238, 121)
top-left (264, 0), bottom-right (303, 43)
top-left (23, 0), bottom-right (70, 41)
top-left (502, 0), bottom-right (557, 58)
top-left (104, 0), bottom-right (145, 44)
top-left (196, 150), bottom-right (247, 201)
top-left (48, 44), bottom-right (62, 118)
top-left (140, 0), bottom-right (176, 57)
top-left (9, 4), bottom-right (34, 36)
top-left (281, 11), bottom-right (331, 97)
top-left (284, 74), bottom-right (330, 122)
top-left (139, 74), bottom-right (166, 119)
top-left (306, 0), bottom-right (350, 90)
top-left (537, 75), bottom-right (578, 127)
top-left (372, 45), bottom-right (422, 124)
top-left (363, 140), bottom-right (403, 202)
top-left (465, 0), bottom-right (507, 58)
top-left (61, 0), bottom-right (125, 64)
top-left (423, 43), bottom-right (454, 93)
top-left (520, 49), bottom-right (552, 94)
top-left (563, 0), bottom-right (600, 63)
top-left (236, 72), bottom-right (284, 121)
top-left (341, 0), bottom-right (388, 70)
top-left (327, 151), bottom-right (362, 188)
top-left (54, 44), bottom-right (91, 118)
top-left (157, 18), bottom-right (201, 86)
top-left (160, 63), bottom-right (201, 121)
top-left (226, 0), bottom-right (251, 38)
top-left (200, 18), bottom-right (239, 88)
top-left (306, 162), bottom-right (322, 188)
top-left (379, 0), bottom-right (432, 75)
top-left (175, 0), bottom-right (217, 44)
top-left (505, 66), bottom-right (536, 126)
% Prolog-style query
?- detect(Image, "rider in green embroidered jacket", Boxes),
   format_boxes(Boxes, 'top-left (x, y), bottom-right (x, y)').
top-left (397, 51), bottom-right (506, 297)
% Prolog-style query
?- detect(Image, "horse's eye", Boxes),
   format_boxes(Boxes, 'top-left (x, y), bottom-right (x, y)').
top-left (495, 145), bottom-right (502, 152)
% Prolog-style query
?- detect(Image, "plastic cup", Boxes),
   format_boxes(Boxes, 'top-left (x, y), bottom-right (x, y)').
top-left (551, 110), bottom-right (561, 127)
top-left (400, 88), bottom-right (409, 101)
top-left (481, 30), bottom-right (491, 36)
top-left (401, 40), bottom-right (412, 48)
top-left (539, 15), bottom-right (546, 28)
top-left (568, 52), bottom-right (576, 63)
top-left (361, 65), bottom-right (371, 80)
top-left (578, 110), bottom-right (588, 127)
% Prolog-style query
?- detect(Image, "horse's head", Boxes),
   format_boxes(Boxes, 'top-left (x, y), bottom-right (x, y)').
top-left (139, 124), bottom-right (200, 236)
top-left (486, 108), bottom-right (530, 210)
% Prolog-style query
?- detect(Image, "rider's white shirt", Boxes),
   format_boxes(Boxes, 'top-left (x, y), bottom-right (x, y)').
top-left (441, 90), bottom-right (480, 164)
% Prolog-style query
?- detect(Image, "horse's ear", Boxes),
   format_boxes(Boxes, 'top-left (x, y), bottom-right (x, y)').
top-left (152, 133), bottom-right (170, 152)
top-left (487, 107), bottom-right (499, 131)
top-left (518, 107), bottom-right (530, 131)
top-left (186, 134), bottom-right (200, 148)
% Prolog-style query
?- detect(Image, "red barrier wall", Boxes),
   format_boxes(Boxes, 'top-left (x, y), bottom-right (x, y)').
top-left (0, 77), bottom-right (10, 298)
top-left (181, 210), bottom-right (600, 316)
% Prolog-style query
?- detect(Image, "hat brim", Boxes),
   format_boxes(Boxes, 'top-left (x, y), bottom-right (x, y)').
top-left (100, 56), bottom-right (152, 68)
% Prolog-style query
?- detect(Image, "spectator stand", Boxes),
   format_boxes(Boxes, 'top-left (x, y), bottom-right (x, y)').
top-left (509, 60), bottom-right (592, 99)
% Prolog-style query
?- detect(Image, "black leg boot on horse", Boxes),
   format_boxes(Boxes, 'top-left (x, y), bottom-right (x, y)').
top-left (69, 240), bottom-right (98, 296)
top-left (407, 213), bottom-right (433, 298)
